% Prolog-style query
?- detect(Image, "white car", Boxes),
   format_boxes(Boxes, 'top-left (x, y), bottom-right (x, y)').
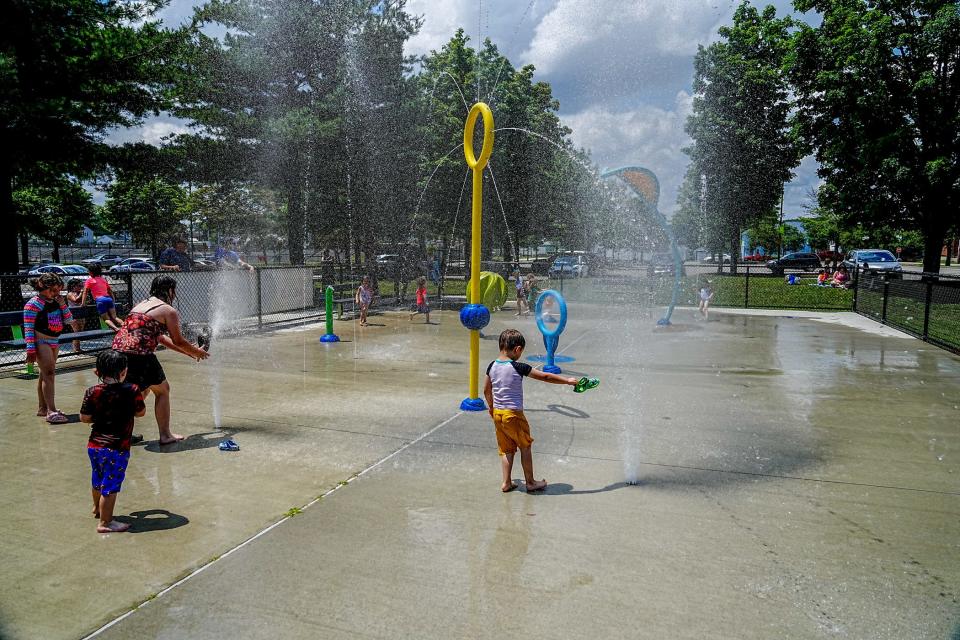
top-left (27, 264), bottom-right (91, 278)
top-left (843, 249), bottom-right (903, 278)
top-left (549, 255), bottom-right (589, 278)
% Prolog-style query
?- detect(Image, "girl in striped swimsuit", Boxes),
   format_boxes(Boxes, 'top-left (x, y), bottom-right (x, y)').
top-left (24, 273), bottom-right (74, 424)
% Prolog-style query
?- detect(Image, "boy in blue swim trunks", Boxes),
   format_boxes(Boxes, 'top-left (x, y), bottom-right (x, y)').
top-left (81, 350), bottom-right (146, 533)
top-left (484, 329), bottom-right (578, 493)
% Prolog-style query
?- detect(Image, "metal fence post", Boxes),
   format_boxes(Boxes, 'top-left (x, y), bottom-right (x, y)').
top-left (852, 265), bottom-right (859, 311)
top-left (922, 278), bottom-right (933, 339)
top-left (744, 265), bottom-right (750, 308)
top-left (125, 273), bottom-right (133, 309)
top-left (256, 267), bottom-right (263, 329)
top-left (881, 279), bottom-right (889, 324)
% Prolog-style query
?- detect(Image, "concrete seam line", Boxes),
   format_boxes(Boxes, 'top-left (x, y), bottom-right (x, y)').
top-left (81, 410), bottom-right (466, 640)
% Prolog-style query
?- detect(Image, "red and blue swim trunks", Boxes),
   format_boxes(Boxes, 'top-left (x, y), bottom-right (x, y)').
top-left (87, 447), bottom-right (130, 496)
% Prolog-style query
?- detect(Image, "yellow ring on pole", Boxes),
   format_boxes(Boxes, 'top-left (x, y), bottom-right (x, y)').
top-left (463, 102), bottom-right (494, 170)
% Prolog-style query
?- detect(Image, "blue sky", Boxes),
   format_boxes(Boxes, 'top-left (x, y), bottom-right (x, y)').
top-left (117, 0), bottom-right (820, 218)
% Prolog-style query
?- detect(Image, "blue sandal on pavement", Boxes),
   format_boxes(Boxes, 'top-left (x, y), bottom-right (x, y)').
top-left (218, 440), bottom-right (240, 451)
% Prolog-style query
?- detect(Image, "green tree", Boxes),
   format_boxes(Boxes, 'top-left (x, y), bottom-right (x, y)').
top-left (13, 178), bottom-right (94, 262)
top-left (102, 175), bottom-right (185, 259)
top-left (685, 3), bottom-right (800, 272)
top-left (789, 0), bottom-right (960, 273)
top-left (0, 0), bottom-right (188, 277)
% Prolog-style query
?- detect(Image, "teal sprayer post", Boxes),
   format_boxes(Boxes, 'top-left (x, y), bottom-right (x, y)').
top-left (319, 285), bottom-right (340, 343)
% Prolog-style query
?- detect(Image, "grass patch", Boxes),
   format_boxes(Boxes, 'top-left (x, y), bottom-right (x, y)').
top-left (660, 274), bottom-right (854, 311)
top-left (284, 507), bottom-right (302, 518)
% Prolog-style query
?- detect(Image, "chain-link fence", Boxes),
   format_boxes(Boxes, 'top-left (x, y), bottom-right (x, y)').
top-left (0, 267), bottom-right (330, 370)
top-left (853, 267), bottom-right (960, 354)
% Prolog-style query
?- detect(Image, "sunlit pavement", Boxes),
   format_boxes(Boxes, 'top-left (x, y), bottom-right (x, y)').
top-left (1, 303), bottom-right (957, 639)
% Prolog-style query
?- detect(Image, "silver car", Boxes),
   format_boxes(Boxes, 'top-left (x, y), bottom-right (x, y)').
top-left (843, 249), bottom-right (903, 277)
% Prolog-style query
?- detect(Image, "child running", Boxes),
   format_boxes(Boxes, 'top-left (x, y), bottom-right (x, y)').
top-left (698, 284), bottom-right (714, 320)
top-left (23, 273), bottom-right (74, 424)
top-left (409, 276), bottom-right (431, 323)
top-left (355, 276), bottom-right (374, 326)
top-left (81, 264), bottom-right (121, 330)
top-left (81, 350), bottom-right (146, 533)
top-left (483, 329), bottom-right (578, 493)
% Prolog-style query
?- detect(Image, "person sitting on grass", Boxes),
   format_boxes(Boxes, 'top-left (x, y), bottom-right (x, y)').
top-left (24, 272), bottom-right (73, 424)
top-left (483, 329), bottom-right (579, 493)
top-left (817, 269), bottom-right (829, 286)
top-left (81, 263), bottom-right (122, 330)
top-left (832, 266), bottom-right (850, 288)
top-left (81, 350), bottom-right (146, 534)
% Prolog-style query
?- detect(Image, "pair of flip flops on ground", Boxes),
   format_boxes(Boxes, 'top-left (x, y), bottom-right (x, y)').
top-left (218, 439), bottom-right (240, 451)
top-left (41, 410), bottom-right (68, 424)
top-left (573, 377), bottom-right (600, 393)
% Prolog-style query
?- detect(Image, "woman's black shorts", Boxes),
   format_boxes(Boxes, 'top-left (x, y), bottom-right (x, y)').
top-left (118, 352), bottom-right (166, 389)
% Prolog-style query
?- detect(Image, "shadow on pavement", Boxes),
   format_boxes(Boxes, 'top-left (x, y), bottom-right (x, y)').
top-left (114, 509), bottom-right (189, 533)
top-left (138, 430), bottom-right (236, 453)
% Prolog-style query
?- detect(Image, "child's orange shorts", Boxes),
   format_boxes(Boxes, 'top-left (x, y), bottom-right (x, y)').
top-left (492, 409), bottom-right (533, 455)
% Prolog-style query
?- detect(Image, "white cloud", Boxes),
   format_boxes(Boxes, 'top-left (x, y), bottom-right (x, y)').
top-left (564, 91), bottom-right (693, 215)
top-left (105, 117), bottom-right (191, 147)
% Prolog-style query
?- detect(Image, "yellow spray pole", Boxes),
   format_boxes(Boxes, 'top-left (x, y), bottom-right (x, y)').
top-left (459, 102), bottom-right (494, 411)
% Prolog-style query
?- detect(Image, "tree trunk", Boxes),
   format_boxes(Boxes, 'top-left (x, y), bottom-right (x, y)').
top-left (0, 162), bottom-right (21, 311)
top-left (287, 185), bottom-right (304, 265)
top-left (945, 239), bottom-right (952, 267)
top-left (52, 240), bottom-right (61, 263)
top-left (922, 227), bottom-right (945, 274)
top-left (19, 232), bottom-right (28, 268)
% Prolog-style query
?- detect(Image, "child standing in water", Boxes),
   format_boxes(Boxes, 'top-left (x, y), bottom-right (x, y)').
top-left (513, 269), bottom-right (527, 316)
top-left (483, 329), bottom-right (578, 493)
top-left (24, 273), bottom-right (74, 423)
top-left (525, 274), bottom-right (541, 310)
top-left (65, 279), bottom-right (85, 353)
top-left (698, 284), bottom-right (714, 320)
top-left (81, 264), bottom-right (122, 330)
top-left (409, 276), bottom-right (431, 323)
top-left (355, 276), bottom-right (375, 326)
top-left (81, 350), bottom-right (146, 533)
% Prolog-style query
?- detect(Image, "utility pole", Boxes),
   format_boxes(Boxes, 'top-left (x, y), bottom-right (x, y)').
top-left (778, 183), bottom-right (785, 257)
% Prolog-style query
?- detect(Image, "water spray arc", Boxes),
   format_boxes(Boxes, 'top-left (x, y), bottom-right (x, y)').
top-left (600, 166), bottom-right (682, 326)
top-left (459, 102), bottom-right (494, 411)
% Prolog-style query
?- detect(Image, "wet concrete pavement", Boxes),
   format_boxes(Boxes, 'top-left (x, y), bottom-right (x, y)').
top-left (1, 304), bottom-right (957, 639)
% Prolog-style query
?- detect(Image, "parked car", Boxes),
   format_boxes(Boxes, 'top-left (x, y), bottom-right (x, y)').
top-left (111, 257), bottom-right (152, 269)
top-left (702, 253), bottom-right (732, 264)
top-left (648, 253), bottom-right (684, 277)
top-left (742, 253), bottom-right (767, 262)
top-left (548, 254), bottom-right (589, 278)
top-left (81, 254), bottom-right (124, 268)
top-left (26, 264), bottom-right (91, 278)
top-left (816, 250), bottom-right (844, 264)
top-left (766, 252), bottom-right (821, 275)
top-left (109, 260), bottom-right (156, 273)
top-left (843, 249), bottom-right (903, 278)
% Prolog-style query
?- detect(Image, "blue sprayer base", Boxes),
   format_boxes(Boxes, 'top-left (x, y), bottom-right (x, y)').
top-left (460, 397), bottom-right (487, 411)
top-left (319, 334), bottom-right (340, 342)
top-left (656, 318), bottom-right (672, 326)
top-left (543, 365), bottom-right (562, 374)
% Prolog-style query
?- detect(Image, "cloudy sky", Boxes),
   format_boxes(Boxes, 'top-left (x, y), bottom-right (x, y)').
top-left (135, 0), bottom-right (819, 218)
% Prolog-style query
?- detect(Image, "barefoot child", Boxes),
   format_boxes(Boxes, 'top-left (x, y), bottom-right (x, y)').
top-left (483, 329), bottom-right (578, 493)
top-left (355, 276), bottom-right (374, 326)
top-left (81, 264), bottom-right (122, 330)
top-left (698, 284), bottom-right (714, 320)
top-left (80, 350), bottom-right (146, 533)
top-left (24, 273), bottom-right (74, 423)
top-left (65, 278), bottom-right (85, 352)
top-left (409, 276), bottom-right (430, 323)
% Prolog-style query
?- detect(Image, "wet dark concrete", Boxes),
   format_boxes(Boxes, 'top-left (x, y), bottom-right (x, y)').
top-left (0, 305), bottom-right (957, 639)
